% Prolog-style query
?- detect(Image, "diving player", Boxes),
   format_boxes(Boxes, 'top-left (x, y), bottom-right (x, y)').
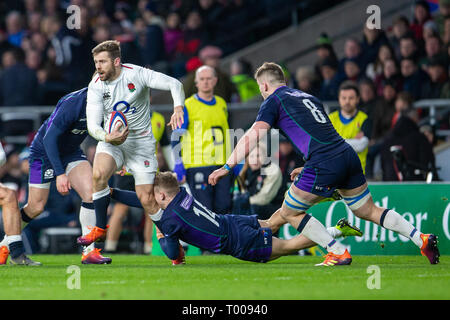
top-left (79, 40), bottom-right (185, 262)
top-left (209, 62), bottom-right (440, 265)
top-left (0, 88), bottom-right (111, 265)
top-left (109, 172), bottom-right (362, 264)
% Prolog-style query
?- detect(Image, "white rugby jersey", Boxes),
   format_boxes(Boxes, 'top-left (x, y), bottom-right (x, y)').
top-left (86, 63), bottom-right (184, 141)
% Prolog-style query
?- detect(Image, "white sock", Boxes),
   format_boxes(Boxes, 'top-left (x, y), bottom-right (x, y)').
top-left (6, 235), bottom-right (22, 245)
top-left (300, 215), bottom-right (346, 255)
top-left (0, 235), bottom-right (7, 247)
top-left (143, 242), bottom-right (152, 254)
top-left (327, 227), bottom-right (342, 238)
top-left (381, 209), bottom-right (423, 247)
top-left (79, 203), bottom-right (96, 253)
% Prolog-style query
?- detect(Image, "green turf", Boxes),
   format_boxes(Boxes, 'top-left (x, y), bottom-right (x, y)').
top-left (1, 254), bottom-right (449, 300)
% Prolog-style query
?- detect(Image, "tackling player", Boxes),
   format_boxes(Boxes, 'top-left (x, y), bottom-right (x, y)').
top-left (109, 172), bottom-right (362, 264)
top-left (0, 88), bottom-right (110, 264)
top-left (209, 62), bottom-right (439, 265)
top-left (79, 40), bottom-right (185, 262)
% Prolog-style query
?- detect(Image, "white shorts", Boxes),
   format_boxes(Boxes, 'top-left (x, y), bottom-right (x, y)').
top-left (96, 135), bottom-right (158, 185)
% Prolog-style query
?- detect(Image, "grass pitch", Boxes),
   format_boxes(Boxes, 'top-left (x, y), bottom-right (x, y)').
top-left (1, 254), bottom-right (449, 300)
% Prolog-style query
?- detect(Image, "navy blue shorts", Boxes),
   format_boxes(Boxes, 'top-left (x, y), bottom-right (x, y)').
top-left (224, 214), bottom-right (272, 263)
top-left (28, 150), bottom-right (87, 185)
top-left (294, 146), bottom-right (366, 198)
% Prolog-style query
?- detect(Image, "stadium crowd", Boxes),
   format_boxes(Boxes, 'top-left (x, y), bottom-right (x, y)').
top-left (0, 0), bottom-right (449, 254)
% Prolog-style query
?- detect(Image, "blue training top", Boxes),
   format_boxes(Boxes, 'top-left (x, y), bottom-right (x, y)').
top-left (29, 88), bottom-right (88, 176)
top-left (255, 86), bottom-right (349, 164)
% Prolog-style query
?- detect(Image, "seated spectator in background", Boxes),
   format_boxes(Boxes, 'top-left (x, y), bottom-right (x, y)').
top-left (410, 0), bottom-right (432, 42)
top-left (374, 58), bottom-right (402, 96)
top-left (314, 33), bottom-right (339, 82)
top-left (419, 34), bottom-right (444, 69)
top-left (391, 91), bottom-right (414, 127)
top-left (361, 25), bottom-right (389, 67)
top-left (401, 57), bottom-right (430, 99)
top-left (443, 16), bottom-right (450, 45)
top-left (343, 58), bottom-right (363, 82)
top-left (318, 57), bottom-right (341, 101)
top-left (295, 65), bottom-right (319, 97)
top-left (164, 11), bottom-right (184, 62)
top-left (238, 144), bottom-right (284, 220)
top-left (367, 79), bottom-right (398, 179)
top-left (422, 20), bottom-right (440, 42)
top-left (278, 136), bottom-right (304, 192)
top-left (229, 58), bottom-right (260, 103)
top-left (421, 55), bottom-right (449, 98)
top-left (6, 11), bottom-right (26, 48)
top-left (0, 48), bottom-right (39, 106)
top-left (390, 15), bottom-right (412, 61)
top-left (436, 0), bottom-right (450, 36)
top-left (380, 105), bottom-right (437, 181)
top-left (358, 78), bottom-right (379, 135)
top-left (183, 45), bottom-right (237, 102)
top-left (337, 38), bottom-right (365, 80)
top-left (329, 81), bottom-right (370, 173)
top-left (366, 43), bottom-right (396, 81)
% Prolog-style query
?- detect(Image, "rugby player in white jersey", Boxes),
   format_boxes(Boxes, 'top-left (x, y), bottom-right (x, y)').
top-left (78, 41), bottom-right (185, 260)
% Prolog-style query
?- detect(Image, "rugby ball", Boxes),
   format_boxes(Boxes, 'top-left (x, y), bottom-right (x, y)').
top-left (106, 111), bottom-right (127, 133)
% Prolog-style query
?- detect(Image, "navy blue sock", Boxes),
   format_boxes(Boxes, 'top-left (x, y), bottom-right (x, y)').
top-left (93, 193), bottom-right (110, 229)
top-left (20, 208), bottom-right (33, 223)
top-left (9, 241), bottom-right (25, 258)
top-left (111, 188), bottom-right (143, 208)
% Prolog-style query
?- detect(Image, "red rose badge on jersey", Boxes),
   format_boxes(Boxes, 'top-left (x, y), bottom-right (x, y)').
top-left (128, 83), bottom-right (136, 92)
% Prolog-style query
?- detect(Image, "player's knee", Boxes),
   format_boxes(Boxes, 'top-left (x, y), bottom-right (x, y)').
top-left (92, 167), bottom-right (109, 185)
top-left (0, 188), bottom-right (18, 207)
top-left (27, 200), bottom-right (46, 216)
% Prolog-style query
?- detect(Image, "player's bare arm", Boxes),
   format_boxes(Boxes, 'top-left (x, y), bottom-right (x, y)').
top-left (208, 121), bottom-right (270, 186)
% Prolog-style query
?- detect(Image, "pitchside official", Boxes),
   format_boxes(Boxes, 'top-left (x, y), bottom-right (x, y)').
top-left (171, 65), bottom-right (232, 214)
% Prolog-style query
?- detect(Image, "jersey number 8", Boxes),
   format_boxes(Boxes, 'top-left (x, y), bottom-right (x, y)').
top-left (303, 99), bottom-right (326, 123)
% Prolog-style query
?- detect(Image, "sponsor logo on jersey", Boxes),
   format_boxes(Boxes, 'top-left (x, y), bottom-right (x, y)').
top-left (71, 128), bottom-right (87, 135)
top-left (128, 83), bottom-right (136, 92)
top-left (103, 91), bottom-right (111, 100)
top-left (44, 169), bottom-right (54, 179)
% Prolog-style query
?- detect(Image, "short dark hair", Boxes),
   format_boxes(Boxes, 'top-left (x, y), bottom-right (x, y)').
top-left (154, 172), bottom-right (180, 196)
top-left (92, 40), bottom-right (121, 60)
top-left (339, 80), bottom-right (360, 97)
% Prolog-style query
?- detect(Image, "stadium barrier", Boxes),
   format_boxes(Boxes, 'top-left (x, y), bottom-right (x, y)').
top-left (279, 182), bottom-right (450, 255)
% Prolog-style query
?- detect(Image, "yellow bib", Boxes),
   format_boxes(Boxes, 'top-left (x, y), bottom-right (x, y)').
top-left (181, 95), bottom-right (230, 168)
top-left (329, 110), bottom-right (368, 173)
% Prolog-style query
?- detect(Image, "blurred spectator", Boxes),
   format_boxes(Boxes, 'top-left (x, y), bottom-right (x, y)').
top-left (164, 11), bottom-right (184, 61)
top-left (421, 55), bottom-right (449, 98)
top-left (361, 25), bottom-right (389, 67)
top-left (183, 45), bottom-right (237, 102)
top-left (141, 4), bottom-right (166, 70)
top-left (343, 58), bottom-right (363, 82)
top-left (374, 58), bottom-right (402, 96)
top-left (0, 47), bottom-right (39, 106)
top-left (390, 16), bottom-right (412, 61)
top-left (436, 0), bottom-right (450, 36)
top-left (443, 16), bottom-right (450, 45)
top-left (6, 11), bottom-right (26, 48)
top-left (295, 65), bottom-right (319, 96)
top-left (401, 56), bottom-right (430, 99)
top-left (410, 0), bottom-right (432, 42)
top-left (423, 20), bottom-right (440, 41)
top-left (314, 33), bottom-right (338, 81)
top-left (238, 144), bottom-right (284, 220)
top-left (337, 38), bottom-right (365, 80)
top-left (380, 104), bottom-right (437, 181)
top-left (318, 57), bottom-right (340, 101)
top-left (391, 91), bottom-right (414, 127)
top-left (367, 79), bottom-right (398, 178)
top-left (366, 43), bottom-right (395, 81)
top-left (197, 0), bottom-right (224, 42)
top-left (419, 34), bottom-right (444, 69)
top-left (399, 35), bottom-right (421, 63)
top-left (278, 136), bottom-right (304, 192)
top-left (229, 58), bottom-right (260, 103)
top-left (358, 78), bottom-right (378, 135)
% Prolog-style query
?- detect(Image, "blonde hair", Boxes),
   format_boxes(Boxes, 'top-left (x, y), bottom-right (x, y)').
top-left (154, 172), bottom-right (180, 196)
top-left (254, 62), bottom-right (286, 85)
top-left (92, 40), bottom-right (121, 60)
